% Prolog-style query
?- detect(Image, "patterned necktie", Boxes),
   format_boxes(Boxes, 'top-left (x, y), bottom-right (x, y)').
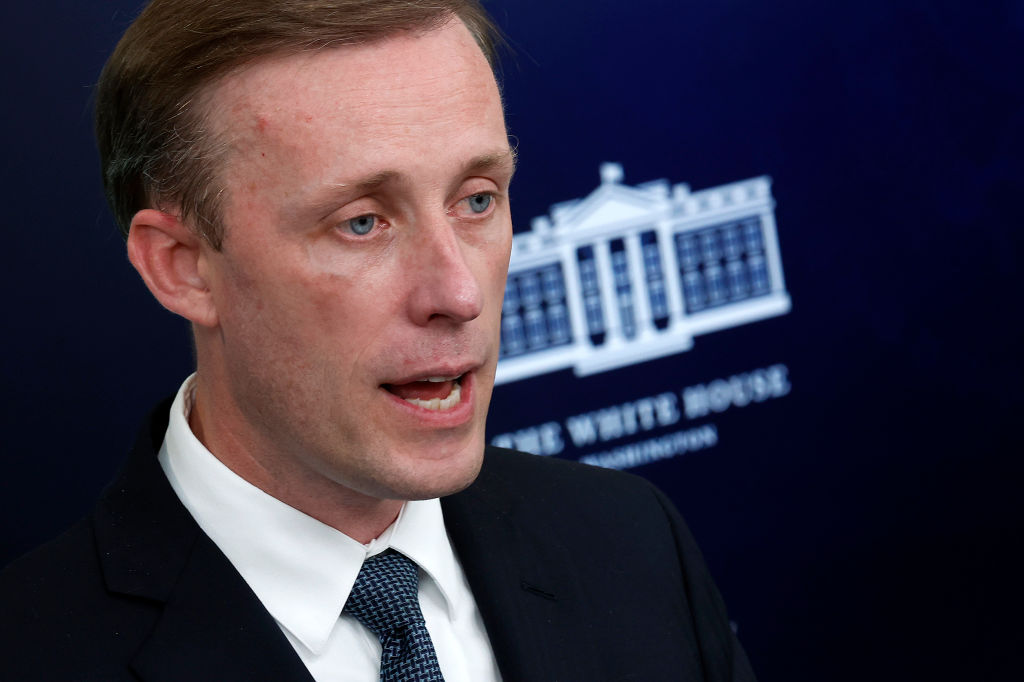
top-left (344, 550), bottom-right (446, 682)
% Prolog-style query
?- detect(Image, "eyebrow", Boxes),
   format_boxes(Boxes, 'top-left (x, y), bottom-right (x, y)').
top-left (327, 169), bottom-right (399, 195)
top-left (460, 148), bottom-right (518, 181)
top-left (304, 147), bottom-right (518, 222)
top-left (327, 148), bottom-right (518, 196)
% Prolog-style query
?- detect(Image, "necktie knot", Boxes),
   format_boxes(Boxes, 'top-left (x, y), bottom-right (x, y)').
top-left (344, 551), bottom-right (445, 682)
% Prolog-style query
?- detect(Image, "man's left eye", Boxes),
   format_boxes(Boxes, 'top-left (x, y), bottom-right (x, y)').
top-left (347, 214), bottom-right (377, 235)
top-left (465, 193), bottom-right (492, 214)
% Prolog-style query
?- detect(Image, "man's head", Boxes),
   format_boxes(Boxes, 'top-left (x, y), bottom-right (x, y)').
top-left (107, 1), bottom-right (515, 523)
top-left (96, 0), bottom-right (501, 248)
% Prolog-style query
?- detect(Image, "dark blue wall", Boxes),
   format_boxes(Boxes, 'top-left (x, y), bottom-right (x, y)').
top-left (2, 1), bottom-right (1021, 679)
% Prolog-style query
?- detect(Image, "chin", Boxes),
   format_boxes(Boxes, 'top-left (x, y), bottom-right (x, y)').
top-left (358, 434), bottom-right (487, 501)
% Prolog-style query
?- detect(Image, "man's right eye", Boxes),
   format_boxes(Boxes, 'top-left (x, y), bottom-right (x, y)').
top-left (346, 214), bottom-right (378, 235)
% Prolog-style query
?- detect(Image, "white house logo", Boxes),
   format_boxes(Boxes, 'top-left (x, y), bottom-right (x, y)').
top-left (496, 163), bottom-right (791, 385)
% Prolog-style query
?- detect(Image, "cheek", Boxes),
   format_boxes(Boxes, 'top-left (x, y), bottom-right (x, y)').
top-left (306, 268), bottom-right (403, 354)
top-left (482, 232), bottom-right (513, 306)
top-left (213, 255), bottom-right (330, 353)
top-left (209, 261), bottom-right (264, 332)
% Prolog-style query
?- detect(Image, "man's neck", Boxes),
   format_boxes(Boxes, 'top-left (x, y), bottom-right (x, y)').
top-left (187, 383), bottom-right (404, 544)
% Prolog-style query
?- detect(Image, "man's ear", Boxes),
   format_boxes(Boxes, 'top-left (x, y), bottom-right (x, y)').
top-left (126, 209), bottom-right (219, 328)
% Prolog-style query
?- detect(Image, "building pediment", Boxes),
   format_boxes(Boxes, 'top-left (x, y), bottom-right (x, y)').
top-left (552, 184), bottom-right (668, 233)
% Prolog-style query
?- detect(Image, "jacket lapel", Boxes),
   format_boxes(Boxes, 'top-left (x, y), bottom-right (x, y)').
top-left (130, 535), bottom-right (315, 682)
top-left (94, 401), bottom-right (313, 682)
top-left (443, 448), bottom-right (601, 682)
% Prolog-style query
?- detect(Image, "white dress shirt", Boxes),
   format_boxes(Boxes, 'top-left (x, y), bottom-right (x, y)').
top-left (158, 375), bottom-right (502, 682)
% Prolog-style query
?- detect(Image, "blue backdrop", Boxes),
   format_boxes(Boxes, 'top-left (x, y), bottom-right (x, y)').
top-left (2, 1), bottom-right (1021, 680)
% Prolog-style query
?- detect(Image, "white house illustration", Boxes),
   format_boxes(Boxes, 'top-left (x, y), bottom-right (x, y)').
top-left (495, 163), bottom-right (791, 385)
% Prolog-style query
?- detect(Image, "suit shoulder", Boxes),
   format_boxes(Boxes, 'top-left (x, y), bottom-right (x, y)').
top-left (1, 514), bottom-right (163, 679)
top-left (0, 518), bottom-right (101, 656)
top-left (474, 448), bottom-right (753, 681)
top-left (476, 446), bottom-right (681, 533)
top-left (482, 445), bottom-right (664, 498)
top-left (0, 514), bottom-right (118, 631)
top-left (1, 516), bottom-right (98, 595)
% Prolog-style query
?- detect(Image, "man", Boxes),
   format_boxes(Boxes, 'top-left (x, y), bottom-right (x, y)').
top-left (0, 1), bottom-right (756, 680)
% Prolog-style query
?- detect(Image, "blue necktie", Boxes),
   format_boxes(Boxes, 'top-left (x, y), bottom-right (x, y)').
top-left (344, 551), bottom-right (446, 682)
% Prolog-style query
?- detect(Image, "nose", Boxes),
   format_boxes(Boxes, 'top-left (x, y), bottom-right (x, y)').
top-left (404, 217), bottom-right (484, 326)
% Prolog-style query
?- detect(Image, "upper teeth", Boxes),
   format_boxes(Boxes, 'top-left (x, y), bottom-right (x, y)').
top-left (424, 376), bottom-right (459, 382)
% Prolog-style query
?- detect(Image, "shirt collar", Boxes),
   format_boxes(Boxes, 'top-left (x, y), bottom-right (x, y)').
top-left (157, 374), bottom-right (463, 654)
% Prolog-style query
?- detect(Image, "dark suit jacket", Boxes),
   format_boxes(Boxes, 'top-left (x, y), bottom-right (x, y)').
top-left (1, 402), bottom-right (755, 681)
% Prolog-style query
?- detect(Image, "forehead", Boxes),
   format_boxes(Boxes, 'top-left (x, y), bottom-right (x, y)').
top-left (204, 19), bottom-right (506, 182)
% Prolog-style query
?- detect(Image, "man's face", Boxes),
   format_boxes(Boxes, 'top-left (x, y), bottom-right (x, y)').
top-left (195, 19), bottom-right (514, 502)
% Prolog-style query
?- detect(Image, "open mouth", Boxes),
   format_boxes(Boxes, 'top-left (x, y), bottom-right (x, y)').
top-left (381, 374), bottom-right (465, 411)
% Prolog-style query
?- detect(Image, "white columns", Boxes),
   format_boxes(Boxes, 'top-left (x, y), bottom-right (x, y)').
top-left (592, 239), bottom-right (623, 346)
top-left (624, 230), bottom-right (657, 338)
top-left (560, 243), bottom-right (589, 351)
top-left (657, 220), bottom-right (686, 327)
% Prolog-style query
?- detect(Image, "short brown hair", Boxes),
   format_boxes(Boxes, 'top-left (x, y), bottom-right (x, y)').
top-left (96, 0), bottom-right (502, 248)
